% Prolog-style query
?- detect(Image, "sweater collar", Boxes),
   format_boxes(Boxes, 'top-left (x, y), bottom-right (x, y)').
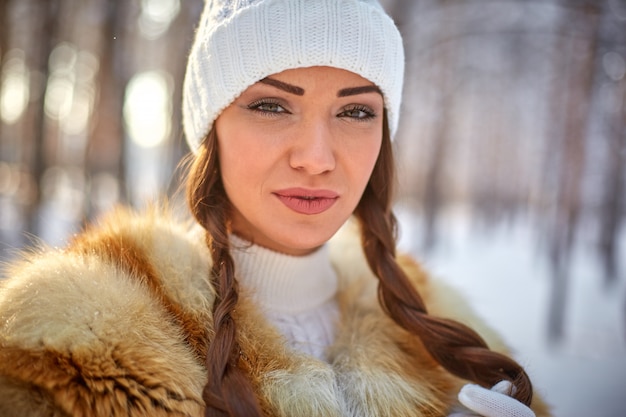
top-left (229, 234), bottom-right (338, 314)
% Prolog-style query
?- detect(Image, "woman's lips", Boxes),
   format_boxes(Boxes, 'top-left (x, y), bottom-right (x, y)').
top-left (273, 188), bottom-right (339, 215)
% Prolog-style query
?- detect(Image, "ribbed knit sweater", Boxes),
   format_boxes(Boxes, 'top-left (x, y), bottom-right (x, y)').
top-left (230, 234), bottom-right (339, 361)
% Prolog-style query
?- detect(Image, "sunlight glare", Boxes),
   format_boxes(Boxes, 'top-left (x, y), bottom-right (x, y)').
top-left (139, 0), bottom-right (181, 40)
top-left (123, 71), bottom-right (172, 148)
top-left (0, 50), bottom-right (30, 125)
top-left (44, 43), bottom-right (77, 121)
top-left (60, 51), bottom-right (98, 135)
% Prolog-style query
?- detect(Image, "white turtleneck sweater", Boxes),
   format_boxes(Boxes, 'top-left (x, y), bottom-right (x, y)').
top-left (229, 234), bottom-right (340, 361)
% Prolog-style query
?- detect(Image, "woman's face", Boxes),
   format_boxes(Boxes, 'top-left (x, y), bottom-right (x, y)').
top-left (215, 66), bottom-right (384, 255)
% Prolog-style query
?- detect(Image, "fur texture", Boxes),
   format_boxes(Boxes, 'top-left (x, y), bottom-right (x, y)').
top-left (0, 207), bottom-right (552, 416)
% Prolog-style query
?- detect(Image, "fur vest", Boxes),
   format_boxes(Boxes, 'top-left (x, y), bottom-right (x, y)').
top-left (0, 207), bottom-right (551, 416)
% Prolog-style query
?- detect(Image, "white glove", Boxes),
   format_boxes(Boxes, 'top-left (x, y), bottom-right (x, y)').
top-left (448, 381), bottom-right (535, 417)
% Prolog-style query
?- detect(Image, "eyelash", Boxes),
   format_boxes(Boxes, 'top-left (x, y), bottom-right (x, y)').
top-left (247, 99), bottom-right (288, 116)
top-left (339, 105), bottom-right (377, 121)
top-left (246, 99), bottom-right (377, 121)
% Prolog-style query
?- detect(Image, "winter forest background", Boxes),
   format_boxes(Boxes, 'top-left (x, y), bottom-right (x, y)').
top-left (0, 0), bottom-right (625, 415)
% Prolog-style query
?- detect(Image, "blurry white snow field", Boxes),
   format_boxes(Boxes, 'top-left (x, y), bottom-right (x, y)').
top-left (397, 206), bottom-right (626, 417)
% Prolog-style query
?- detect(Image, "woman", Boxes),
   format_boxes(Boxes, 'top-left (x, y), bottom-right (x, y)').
top-left (0, 0), bottom-right (551, 416)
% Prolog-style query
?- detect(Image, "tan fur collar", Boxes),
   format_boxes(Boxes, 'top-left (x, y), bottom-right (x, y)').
top-left (0, 208), bottom-right (551, 416)
top-left (230, 220), bottom-right (459, 417)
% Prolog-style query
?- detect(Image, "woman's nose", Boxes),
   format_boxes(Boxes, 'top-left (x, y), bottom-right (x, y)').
top-left (288, 118), bottom-right (336, 175)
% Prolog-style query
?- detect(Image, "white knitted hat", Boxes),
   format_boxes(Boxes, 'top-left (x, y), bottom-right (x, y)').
top-left (182, 0), bottom-right (405, 152)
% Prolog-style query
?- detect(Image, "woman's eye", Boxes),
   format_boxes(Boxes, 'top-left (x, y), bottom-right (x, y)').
top-left (247, 100), bottom-right (288, 114)
top-left (339, 105), bottom-right (376, 121)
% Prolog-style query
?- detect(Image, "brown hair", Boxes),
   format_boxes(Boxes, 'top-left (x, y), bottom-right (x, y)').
top-left (186, 113), bottom-right (533, 416)
top-left (186, 128), bottom-right (265, 416)
top-left (354, 113), bottom-right (533, 405)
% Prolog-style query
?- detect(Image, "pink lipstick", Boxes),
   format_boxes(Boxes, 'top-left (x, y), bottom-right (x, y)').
top-left (274, 188), bottom-right (339, 215)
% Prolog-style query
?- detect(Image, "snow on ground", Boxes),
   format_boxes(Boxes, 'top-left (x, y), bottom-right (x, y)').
top-left (396, 205), bottom-right (626, 417)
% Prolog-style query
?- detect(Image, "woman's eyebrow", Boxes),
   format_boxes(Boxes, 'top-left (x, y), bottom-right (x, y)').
top-left (259, 78), bottom-right (305, 96)
top-left (337, 85), bottom-right (382, 97)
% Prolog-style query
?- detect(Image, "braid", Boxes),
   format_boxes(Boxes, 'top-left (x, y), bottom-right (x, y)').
top-left (354, 113), bottom-right (533, 406)
top-left (186, 129), bottom-right (265, 417)
top-left (185, 115), bottom-right (534, 412)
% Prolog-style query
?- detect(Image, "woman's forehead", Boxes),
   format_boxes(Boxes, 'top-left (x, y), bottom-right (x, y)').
top-left (260, 66), bottom-right (377, 88)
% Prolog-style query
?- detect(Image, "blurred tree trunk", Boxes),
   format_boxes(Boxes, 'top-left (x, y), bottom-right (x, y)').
top-left (598, 72), bottom-right (625, 285)
top-left (25, 0), bottom-right (59, 236)
top-left (546, 1), bottom-right (600, 342)
top-left (85, 0), bottom-right (128, 213)
top-left (0, 0), bottom-right (9, 152)
top-left (385, 0), bottom-right (415, 32)
top-left (596, 0), bottom-right (626, 286)
top-left (421, 0), bottom-right (458, 251)
top-left (164, 0), bottom-right (202, 198)
top-left (0, 0), bottom-right (7, 54)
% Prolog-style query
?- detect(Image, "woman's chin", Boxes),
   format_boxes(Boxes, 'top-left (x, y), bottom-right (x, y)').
top-left (253, 230), bottom-right (334, 256)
